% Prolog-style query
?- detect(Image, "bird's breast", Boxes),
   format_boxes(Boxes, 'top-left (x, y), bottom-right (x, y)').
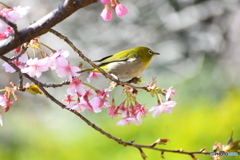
top-left (105, 58), bottom-right (146, 79)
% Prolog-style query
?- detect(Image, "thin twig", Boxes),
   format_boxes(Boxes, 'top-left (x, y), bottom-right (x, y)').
top-left (10, 45), bottom-right (28, 60)
top-left (0, 2), bottom-right (11, 8)
top-left (18, 72), bottom-right (24, 91)
top-left (42, 80), bottom-right (70, 88)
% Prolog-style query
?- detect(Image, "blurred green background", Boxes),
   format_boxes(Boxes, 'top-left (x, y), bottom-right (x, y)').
top-left (1, 0), bottom-right (240, 159)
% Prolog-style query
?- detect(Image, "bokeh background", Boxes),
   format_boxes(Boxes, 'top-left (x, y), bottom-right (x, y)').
top-left (1, 0), bottom-right (240, 159)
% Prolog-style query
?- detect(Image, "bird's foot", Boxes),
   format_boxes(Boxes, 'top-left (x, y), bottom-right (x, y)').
top-left (127, 77), bottom-right (144, 84)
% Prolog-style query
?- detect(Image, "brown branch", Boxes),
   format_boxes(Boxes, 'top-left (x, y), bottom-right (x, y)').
top-left (0, 0), bottom-right (97, 55)
top-left (0, 54), bottom-right (212, 159)
top-left (0, 2), bottom-right (12, 8)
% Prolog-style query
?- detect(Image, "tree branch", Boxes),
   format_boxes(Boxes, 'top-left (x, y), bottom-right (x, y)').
top-left (0, 54), bottom-right (212, 159)
top-left (0, 0), bottom-right (97, 55)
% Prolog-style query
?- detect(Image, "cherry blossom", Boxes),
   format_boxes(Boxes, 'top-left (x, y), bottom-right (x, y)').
top-left (115, 3), bottom-right (128, 17)
top-left (66, 78), bottom-right (86, 96)
top-left (21, 57), bottom-right (49, 78)
top-left (100, 1), bottom-right (128, 21)
top-left (117, 112), bottom-right (139, 126)
top-left (149, 101), bottom-right (177, 118)
top-left (67, 90), bottom-right (92, 112)
top-left (48, 50), bottom-right (69, 70)
top-left (62, 95), bottom-right (75, 104)
top-left (100, 0), bottom-right (110, 4)
top-left (0, 93), bottom-right (15, 112)
top-left (55, 62), bottom-right (80, 82)
top-left (67, 101), bottom-right (88, 113)
top-left (134, 104), bottom-right (148, 124)
top-left (0, 27), bottom-right (13, 40)
top-left (87, 72), bottom-right (101, 83)
top-left (88, 89), bottom-right (110, 112)
top-left (100, 5), bottom-right (112, 21)
top-left (163, 86), bottom-right (176, 101)
top-left (0, 6), bottom-right (29, 33)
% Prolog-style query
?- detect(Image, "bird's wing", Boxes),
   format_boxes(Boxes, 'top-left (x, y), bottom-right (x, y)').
top-left (94, 50), bottom-right (135, 64)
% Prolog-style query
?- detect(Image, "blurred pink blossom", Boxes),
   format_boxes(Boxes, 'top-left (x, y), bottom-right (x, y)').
top-left (134, 104), bottom-right (148, 124)
top-left (0, 6), bottom-right (29, 33)
top-left (87, 72), bottom-right (101, 82)
top-left (163, 86), bottom-right (176, 101)
top-left (100, 0), bottom-right (110, 4)
top-left (117, 115), bottom-right (139, 126)
top-left (0, 27), bottom-right (13, 40)
top-left (100, 5), bottom-right (112, 21)
top-left (115, 3), bottom-right (128, 17)
top-left (0, 94), bottom-right (15, 112)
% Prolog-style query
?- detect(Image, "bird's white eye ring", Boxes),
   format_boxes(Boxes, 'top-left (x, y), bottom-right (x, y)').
top-left (148, 50), bottom-right (152, 55)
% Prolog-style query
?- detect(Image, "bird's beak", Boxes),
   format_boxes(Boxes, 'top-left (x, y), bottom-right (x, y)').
top-left (153, 52), bottom-right (160, 55)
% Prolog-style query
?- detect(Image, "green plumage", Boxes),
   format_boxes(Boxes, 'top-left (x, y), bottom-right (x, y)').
top-left (80, 46), bottom-right (159, 79)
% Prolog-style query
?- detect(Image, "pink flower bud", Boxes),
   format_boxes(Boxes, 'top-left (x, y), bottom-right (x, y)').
top-left (100, 5), bottom-right (112, 21)
top-left (115, 3), bottom-right (128, 17)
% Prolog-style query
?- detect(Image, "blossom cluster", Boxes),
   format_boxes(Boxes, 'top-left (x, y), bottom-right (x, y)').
top-left (0, 47), bottom-right (81, 125)
top-left (108, 84), bottom-right (176, 126)
top-left (0, 38), bottom-right (176, 126)
top-left (100, 0), bottom-right (128, 21)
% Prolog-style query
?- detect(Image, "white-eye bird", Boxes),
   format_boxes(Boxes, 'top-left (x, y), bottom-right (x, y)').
top-left (80, 46), bottom-right (160, 79)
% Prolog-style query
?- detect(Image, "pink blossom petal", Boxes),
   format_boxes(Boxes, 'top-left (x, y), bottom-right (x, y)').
top-left (89, 97), bottom-right (103, 113)
top-left (67, 103), bottom-right (87, 112)
top-left (55, 63), bottom-right (80, 81)
top-left (66, 78), bottom-right (85, 95)
top-left (2, 62), bottom-right (16, 73)
top-left (117, 117), bottom-right (139, 126)
top-left (149, 101), bottom-right (176, 118)
top-left (49, 50), bottom-right (69, 70)
top-left (163, 86), bottom-right (176, 101)
top-left (7, 6), bottom-right (30, 22)
top-left (0, 94), bottom-right (15, 112)
top-left (87, 72), bottom-right (101, 82)
top-left (18, 53), bottom-right (28, 63)
top-left (0, 27), bottom-right (14, 40)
